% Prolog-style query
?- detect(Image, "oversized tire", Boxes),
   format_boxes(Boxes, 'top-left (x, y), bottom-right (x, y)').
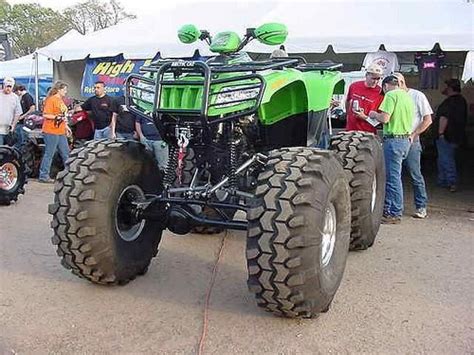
top-left (50, 153), bottom-right (64, 179)
top-left (330, 131), bottom-right (385, 250)
top-left (246, 147), bottom-right (351, 318)
top-left (49, 139), bottom-right (164, 285)
top-left (0, 146), bottom-right (27, 205)
top-left (20, 141), bottom-right (40, 178)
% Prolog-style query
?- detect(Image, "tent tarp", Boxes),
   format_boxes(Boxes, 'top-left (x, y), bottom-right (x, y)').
top-left (0, 53), bottom-right (52, 77)
top-left (37, 0), bottom-right (473, 61)
top-left (0, 30), bottom-right (82, 78)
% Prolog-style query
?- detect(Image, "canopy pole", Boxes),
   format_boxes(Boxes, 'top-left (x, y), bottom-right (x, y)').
top-left (34, 51), bottom-right (39, 107)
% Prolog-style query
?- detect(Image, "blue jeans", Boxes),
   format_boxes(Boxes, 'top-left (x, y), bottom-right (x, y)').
top-left (117, 132), bottom-right (134, 140)
top-left (0, 134), bottom-right (6, 145)
top-left (403, 140), bottom-right (428, 209)
top-left (140, 137), bottom-right (169, 169)
top-left (14, 124), bottom-right (26, 148)
top-left (94, 126), bottom-right (111, 140)
top-left (383, 137), bottom-right (411, 217)
top-left (39, 133), bottom-right (69, 180)
top-left (436, 137), bottom-right (457, 186)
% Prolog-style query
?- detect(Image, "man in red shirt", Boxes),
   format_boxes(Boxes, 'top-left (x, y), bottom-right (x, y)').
top-left (345, 64), bottom-right (384, 134)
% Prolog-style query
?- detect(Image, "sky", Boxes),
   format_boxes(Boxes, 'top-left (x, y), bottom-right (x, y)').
top-left (8, 0), bottom-right (457, 18)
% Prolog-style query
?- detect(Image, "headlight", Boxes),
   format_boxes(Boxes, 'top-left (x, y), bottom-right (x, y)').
top-left (215, 86), bottom-right (260, 108)
top-left (135, 81), bottom-right (155, 104)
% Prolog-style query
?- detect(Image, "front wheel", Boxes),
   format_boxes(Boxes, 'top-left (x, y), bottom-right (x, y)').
top-left (246, 147), bottom-right (351, 318)
top-left (49, 139), bottom-right (164, 285)
top-left (0, 146), bottom-right (27, 205)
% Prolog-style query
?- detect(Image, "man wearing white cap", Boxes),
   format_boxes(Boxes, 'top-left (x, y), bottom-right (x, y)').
top-left (0, 77), bottom-right (22, 145)
top-left (345, 63), bottom-right (384, 134)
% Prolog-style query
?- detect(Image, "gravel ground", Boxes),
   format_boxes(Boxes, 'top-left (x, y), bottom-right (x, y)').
top-left (0, 180), bottom-right (473, 354)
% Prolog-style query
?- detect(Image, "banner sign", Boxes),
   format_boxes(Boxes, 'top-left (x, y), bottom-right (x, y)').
top-left (81, 54), bottom-right (159, 97)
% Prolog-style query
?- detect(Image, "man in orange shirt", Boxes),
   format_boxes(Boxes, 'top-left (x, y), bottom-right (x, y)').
top-left (38, 81), bottom-right (72, 183)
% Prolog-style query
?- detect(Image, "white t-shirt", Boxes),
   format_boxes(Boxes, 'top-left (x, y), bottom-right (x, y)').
top-left (408, 88), bottom-right (433, 132)
top-left (362, 50), bottom-right (399, 77)
top-left (0, 91), bottom-right (22, 134)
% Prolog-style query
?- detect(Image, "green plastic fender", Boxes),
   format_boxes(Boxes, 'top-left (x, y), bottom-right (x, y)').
top-left (257, 69), bottom-right (344, 125)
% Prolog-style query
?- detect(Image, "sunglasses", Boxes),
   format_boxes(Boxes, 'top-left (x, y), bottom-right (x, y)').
top-left (5, 85), bottom-right (13, 88)
top-left (371, 76), bottom-right (382, 80)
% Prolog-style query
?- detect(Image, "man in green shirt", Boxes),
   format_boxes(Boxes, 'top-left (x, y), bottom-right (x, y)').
top-left (368, 75), bottom-right (414, 224)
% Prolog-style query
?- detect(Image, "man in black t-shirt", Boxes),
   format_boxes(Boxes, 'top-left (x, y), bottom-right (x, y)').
top-left (77, 81), bottom-right (117, 140)
top-left (114, 96), bottom-right (136, 139)
top-left (435, 79), bottom-right (467, 192)
top-left (14, 84), bottom-right (36, 147)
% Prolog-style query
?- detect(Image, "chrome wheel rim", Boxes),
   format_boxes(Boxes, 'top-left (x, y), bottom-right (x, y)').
top-left (371, 177), bottom-right (377, 212)
top-left (115, 185), bottom-right (146, 242)
top-left (321, 203), bottom-right (337, 267)
top-left (0, 162), bottom-right (18, 191)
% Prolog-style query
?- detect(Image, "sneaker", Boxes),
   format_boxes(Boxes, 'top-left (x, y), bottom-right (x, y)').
top-left (449, 185), bottom-right (457, 193)
top-left (38, 178), bottom-right (54, 184)
top-left (382, 215), bottom-right (401, 224)
top-left (413, 208), bottom-right (427, 219)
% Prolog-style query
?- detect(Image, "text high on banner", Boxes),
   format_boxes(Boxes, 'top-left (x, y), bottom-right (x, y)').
top-left (81, 54), bottom-right (160, 97)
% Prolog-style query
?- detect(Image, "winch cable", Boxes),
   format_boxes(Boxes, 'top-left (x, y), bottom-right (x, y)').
top-left (197, 230), bottom-right (228, 355)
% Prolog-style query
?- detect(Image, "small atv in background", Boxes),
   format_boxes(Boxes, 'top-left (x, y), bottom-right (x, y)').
top-left (50, 23), bottom-right (385, 318)
top-left (20, 107), bottom-right (94, 177)
top-left (0, 145), bottom-right (26, 205)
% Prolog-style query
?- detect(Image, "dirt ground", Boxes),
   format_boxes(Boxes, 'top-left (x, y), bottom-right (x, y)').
top-left (1, 175), bottom-right (473, 354)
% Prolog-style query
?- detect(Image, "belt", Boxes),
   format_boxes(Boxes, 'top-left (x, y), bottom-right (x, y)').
top-left (383, 134), bottom-right (410, 139)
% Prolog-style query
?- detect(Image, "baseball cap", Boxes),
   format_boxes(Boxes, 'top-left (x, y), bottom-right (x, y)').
top-left (382, 75), bottom-right (399, 86)
top-left (3, 76), bottom-right (15, 87)
top-left (366, 63), bottom-right (383, 76)
top-left (444, 78), bottom-right (461, 92)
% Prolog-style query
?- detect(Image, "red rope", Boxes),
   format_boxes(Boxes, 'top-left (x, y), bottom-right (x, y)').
top-left (197, 231), bottom-right (228, 355)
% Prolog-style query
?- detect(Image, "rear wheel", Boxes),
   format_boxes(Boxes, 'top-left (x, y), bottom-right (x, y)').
top-left (20, 141), bottom-right (40, 178)
top-left (246, 147), bottom-right (351, 318)
top-left (330, 131), bottom-right (385, 250)
top-left (49, 139), bottom-right (164, 285)
top-left (0, 146), bottom-right (26, 205)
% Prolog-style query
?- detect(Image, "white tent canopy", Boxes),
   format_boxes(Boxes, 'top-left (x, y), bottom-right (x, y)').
top-left (37, 2), bottom-right (271, 60)
top-left (36, 0), bottom-right (473, 61)
top-left (0, 53), bottom-right (51, 77)
top-left (247, 0), bottom-right (473, 53)
top-left (0, 30), bottom-right (83, 77)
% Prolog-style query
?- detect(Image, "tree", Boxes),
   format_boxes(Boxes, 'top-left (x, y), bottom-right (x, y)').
top-left (0, 0), bottom-right (134, 57)
top-left (0, 2), bottom-right (71, 57)
top-left (64, 0), bottom-right (136, 35)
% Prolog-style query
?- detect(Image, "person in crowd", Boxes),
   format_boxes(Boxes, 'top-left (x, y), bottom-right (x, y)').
top-left (38, 81), bottom-right (71, 183)
top-left (113, 95), bottom-right (136, 140)
top-left (368, 75), bottom-right (414, 224)
top-left (135, 115), bottom-right (168, 169)
top-left (14, 84), bottom-right (36, 147)
top-left (270, 45), bottom-right (288, 58)
top-left (345, 64), bottom-right (384, 134)
top-left (435, 79), bottom-right (467, 193)
top-left (392, 72), bottom-right (433, 219)
top-left (0, 77), bottom-right (22, 145)
top-left (76, 81), bottom-right (117, 139)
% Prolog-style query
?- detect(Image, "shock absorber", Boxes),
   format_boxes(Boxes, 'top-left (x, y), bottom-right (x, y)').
top-left (228, 124), bottom-right (237, 189)
top-left (163, 145), bottom-right (178, 187)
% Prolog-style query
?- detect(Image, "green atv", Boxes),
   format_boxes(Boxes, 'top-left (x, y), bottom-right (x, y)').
top-left (49, 23), bottom-right (385, 318)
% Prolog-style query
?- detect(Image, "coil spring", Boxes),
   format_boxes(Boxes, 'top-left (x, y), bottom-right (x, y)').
top-left (228, 138), bottom-right (237, 189)
top-left (163, 145), bottom-right (178, 187)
